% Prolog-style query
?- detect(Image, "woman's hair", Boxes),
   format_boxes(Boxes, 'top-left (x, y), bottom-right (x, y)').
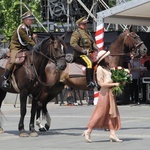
top-left (98, 59), bottom-right (109, 68)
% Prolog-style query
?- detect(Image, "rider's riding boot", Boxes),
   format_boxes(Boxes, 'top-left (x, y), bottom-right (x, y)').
top-left (2, 69), bottom-right (11, 88)
top-left (86, 68), bottom-right (95, 89)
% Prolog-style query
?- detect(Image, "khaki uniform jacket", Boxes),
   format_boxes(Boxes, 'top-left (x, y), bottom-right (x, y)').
top-left (70, 28), bottom-right (98, 57)
top-left (10, 23), bottom-right (35, 51)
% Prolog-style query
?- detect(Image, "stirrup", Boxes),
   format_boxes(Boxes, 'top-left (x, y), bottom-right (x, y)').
top-left (2, 79), bottom-right (11, 88)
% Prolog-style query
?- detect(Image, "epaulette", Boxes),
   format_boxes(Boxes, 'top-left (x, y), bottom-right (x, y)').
top-left (20, 24), bottom-right (26, 29)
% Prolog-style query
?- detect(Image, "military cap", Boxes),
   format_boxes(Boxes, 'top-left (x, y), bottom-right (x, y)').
top-left (76, 16), bottom-right (88, 25)
top-left (21, 11), bottom-right (35, 20)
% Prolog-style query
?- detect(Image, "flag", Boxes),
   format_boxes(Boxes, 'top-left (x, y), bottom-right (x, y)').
top-left (95, 23), bottom-right (104, 50)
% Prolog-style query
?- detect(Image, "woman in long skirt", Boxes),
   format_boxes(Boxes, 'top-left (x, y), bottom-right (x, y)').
top-left (82, 50), bottom-right (122, 143)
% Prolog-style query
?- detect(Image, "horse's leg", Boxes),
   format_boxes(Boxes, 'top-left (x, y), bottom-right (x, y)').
top-left (0, 89), bottom-right (6, 134)
top-left (36, 103), bottom-right (51, 132)
top-left (29, 97), bottom-right (38, 137)
top-left (36, 106), bottom-right (45, 131)
top-left (36, 83), bottom-right (64, 131)
top-left (43, 103), bottom-right (51, 131)
top-left (18, 91), bottom-right (29, 137)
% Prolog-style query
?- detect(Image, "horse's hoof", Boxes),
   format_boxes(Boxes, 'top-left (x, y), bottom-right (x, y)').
top-left (30, 131), bottom-right (38, 137)
top-left (0, 128), bottom-right (4, 134)
top-left (19, 130), bottom-right (29, 137)
top-left (45, 124), bottom-right (50, 131)
top-left (39, 127), bottom-right (47, 132)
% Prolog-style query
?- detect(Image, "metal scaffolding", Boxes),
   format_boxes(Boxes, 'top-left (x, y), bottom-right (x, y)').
top-left (20, 0), bottom-right (150, 32)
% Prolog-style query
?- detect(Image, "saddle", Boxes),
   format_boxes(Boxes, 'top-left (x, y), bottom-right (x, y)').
top-left (11, 51), bottom-right (27, 65)
top-left (65, 53), bottom-right (97, 80)
top-left (67, 62), bottom-right (97, 78)
top-left (0, 51), bottom-right (27, 69)
top-left (0, 51), bottom-right (27, 92)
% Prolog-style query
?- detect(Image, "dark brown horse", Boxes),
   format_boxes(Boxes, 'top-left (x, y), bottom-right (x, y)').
top-left (35, 29), bottom-right (147, 131)
top-left (0, 34), bottom-right (67, 136)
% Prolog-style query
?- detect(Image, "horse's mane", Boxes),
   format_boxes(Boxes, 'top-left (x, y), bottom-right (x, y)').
top-left (110, 30), bottom-right (129, 46)
top-left (33, 32), bottom-right (66, 59)
top-left (33, 37), bottom-right (51, 52)
top-left (108, 30), bottom-right (130, 54)
top-left (33, 32), bottom-right (54, 51)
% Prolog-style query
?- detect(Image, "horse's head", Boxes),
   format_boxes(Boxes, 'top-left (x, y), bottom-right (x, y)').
top-left (33, 34), bottom-right (66, 71)
top-left (50, 35), bottom-right (67, 70)
top-left (123, 30), bottom-right (147, 57)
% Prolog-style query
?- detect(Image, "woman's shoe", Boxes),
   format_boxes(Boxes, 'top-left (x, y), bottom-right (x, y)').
top-left (110, 134), bottom-right (123, 142)
top-left (82, 130), bottom-right (92, 143)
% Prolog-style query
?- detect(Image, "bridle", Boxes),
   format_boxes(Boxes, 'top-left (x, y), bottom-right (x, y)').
top-left (31, 39), bottom-right (65, 86)
top-left (126, 32), bottom-right (144, 54)
top-left (110, 31), bottom-right (144, 56)
top-left (52, 40), bottom-right (66, 62)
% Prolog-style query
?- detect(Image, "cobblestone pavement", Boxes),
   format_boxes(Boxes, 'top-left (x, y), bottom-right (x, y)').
top-left (0, 102), bottom-right (150, 150)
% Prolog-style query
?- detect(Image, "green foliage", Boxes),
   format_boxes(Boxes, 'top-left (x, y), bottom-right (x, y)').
top-left (108, 0), bottom-right (116, 7)
top-left (0, 0), bottom-right (42, 41)
top-left (111, 66), bottom-right (132, 96)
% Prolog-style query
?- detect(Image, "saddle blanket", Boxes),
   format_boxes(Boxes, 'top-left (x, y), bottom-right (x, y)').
top-left (68, 63), bottom-right (86, 77)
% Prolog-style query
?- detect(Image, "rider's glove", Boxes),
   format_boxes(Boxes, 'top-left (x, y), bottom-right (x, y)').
top-left (82, 49), bottom-right (87, 55)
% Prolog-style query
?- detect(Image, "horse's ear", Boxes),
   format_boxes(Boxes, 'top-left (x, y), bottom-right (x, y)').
top-left (58, 35), bottom-right (67, 52)
top-left (129, 25), bottom-right (136, 32)
top-left (48, 32), bottom-right (54, 40)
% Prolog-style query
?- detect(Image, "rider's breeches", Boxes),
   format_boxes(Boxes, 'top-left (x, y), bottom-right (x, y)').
top-left (74, 55), bottom-right (94, 84)
top-left (75, 55), bottom-right (93, 69)
top-left (6, 50), bottom-right (18, 71)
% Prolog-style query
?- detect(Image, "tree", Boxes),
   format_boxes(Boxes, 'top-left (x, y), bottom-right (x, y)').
top-left (108, 0), bottom-right (116, 7)
top-left (0, 0), bottom-right (42, 41)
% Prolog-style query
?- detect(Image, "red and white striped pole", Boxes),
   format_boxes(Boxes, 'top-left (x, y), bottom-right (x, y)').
top-left (95, 23), bottom-right (104, 50)
top-left (93, 23), bottom-right (104, 105)
top-left (94, 91), bottom-right (99, 105)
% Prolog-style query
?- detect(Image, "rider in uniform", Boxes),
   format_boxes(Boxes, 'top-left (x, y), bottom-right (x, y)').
top-left (70, 16), bottom-right (99, 89)
top-left (2, 11), bottom-right (36, 88)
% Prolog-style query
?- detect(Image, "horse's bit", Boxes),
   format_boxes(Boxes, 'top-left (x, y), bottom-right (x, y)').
top-left (126, 32), bottom-right (143, 55)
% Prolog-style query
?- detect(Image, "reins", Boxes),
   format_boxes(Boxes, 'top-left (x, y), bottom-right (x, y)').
top-left (110, 53), bottom-right (130, 56)
top-left (33, 48), bottom-right (56, 64)
top-left (126, 32), bottom-right (144, 50)
top-left (32, 62), bottom-right (52, 87)
top-left (109, 31), bottom-right (143, 57)
top-left (30, 40), bottom-right (59, 87)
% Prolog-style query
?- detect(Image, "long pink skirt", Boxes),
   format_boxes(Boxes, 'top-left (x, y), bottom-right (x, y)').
top-left (87, 88), bottom-right (121, 130)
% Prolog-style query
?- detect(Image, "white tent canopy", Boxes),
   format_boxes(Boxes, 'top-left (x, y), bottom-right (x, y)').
top-left (97, 0), bottom-right (150, 26)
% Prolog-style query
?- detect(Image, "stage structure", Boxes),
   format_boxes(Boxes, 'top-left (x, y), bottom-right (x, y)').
top-left (19, 0), bottom-right (150, 32)
top-left (40, 0), bottom-right (149, 32)
top-left (41, 0), bottom-right (108, 32)
top-left (97, 0), bottom-right (150, 32)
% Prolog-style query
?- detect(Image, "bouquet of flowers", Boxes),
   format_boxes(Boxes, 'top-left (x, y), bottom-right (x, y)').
top-left (111, 66), bottom-right (132, 96)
